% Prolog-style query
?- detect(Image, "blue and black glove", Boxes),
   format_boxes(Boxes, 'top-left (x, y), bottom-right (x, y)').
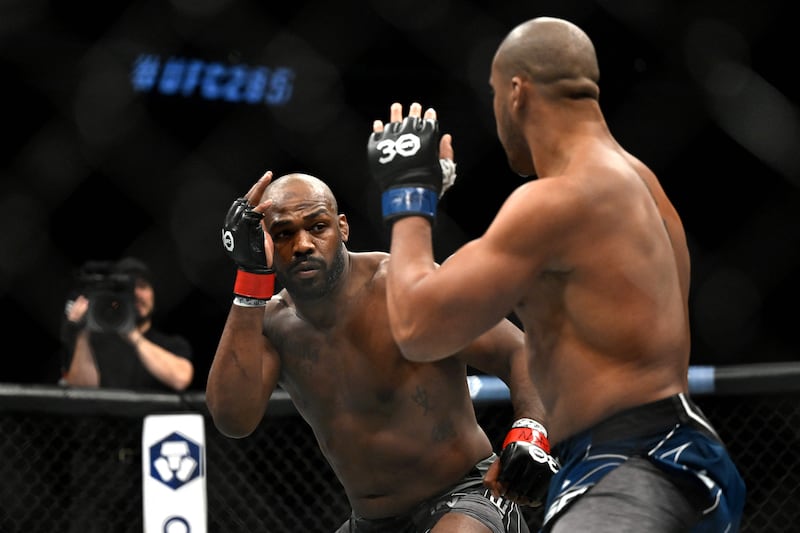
top-left (367, 114), bottom-right (454, 224)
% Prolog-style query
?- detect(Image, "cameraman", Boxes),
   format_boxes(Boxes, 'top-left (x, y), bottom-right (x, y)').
top-left (60, 257), bottom-right (194, 392)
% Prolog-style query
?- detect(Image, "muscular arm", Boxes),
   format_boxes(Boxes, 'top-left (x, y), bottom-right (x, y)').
top-left (206, 304), bottom-right (281, 438)
top-left (372, 104), bottom-right (572, 363)
top-left (385, 170), bottom-right (577, 362)
top-left (457, 318), bottom-right (546, 423)
top-left (460, 316), bottom-right (555, 505)
top-left (386, 193), bottom-right (545, 360)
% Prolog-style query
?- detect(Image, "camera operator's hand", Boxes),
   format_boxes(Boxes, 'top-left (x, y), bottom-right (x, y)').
top-left (127, 329), bottom-right (145, 348)
top-left (65, 295), bottom-right (89, 325)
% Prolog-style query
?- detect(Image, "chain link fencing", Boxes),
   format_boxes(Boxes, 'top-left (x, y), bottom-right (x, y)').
top-left (1, 383), bottom-right (798, 532)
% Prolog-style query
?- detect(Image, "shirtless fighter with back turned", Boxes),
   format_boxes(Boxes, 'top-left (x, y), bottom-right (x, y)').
top-left (367, 16), bottom-right (745, 532)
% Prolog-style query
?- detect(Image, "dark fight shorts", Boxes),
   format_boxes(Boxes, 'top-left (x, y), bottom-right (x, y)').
top-left (542, 393), bottom-right (746, 532)
top-left (335, 454), bottom-right (530, 533)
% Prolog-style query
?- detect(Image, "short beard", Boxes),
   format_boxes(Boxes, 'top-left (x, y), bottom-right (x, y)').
top-left (279, 244), bottom-right (347, 301)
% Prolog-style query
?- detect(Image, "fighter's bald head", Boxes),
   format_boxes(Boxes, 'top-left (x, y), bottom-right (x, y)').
top-left (262, 173), bottom-right (339, 214)
top-left (494, 17), bottom-right (600, 99)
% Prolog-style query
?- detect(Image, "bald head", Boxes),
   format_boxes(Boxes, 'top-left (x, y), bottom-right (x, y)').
top-left (262, 173), bottom-right (339, 214)
top-left (494, 17), bottom-right (599, 98)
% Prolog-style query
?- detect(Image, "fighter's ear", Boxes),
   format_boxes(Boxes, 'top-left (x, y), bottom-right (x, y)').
top-left (338, 213), bottom-right (349, 242)
top-left (510, 75), bottom-right (527, 110)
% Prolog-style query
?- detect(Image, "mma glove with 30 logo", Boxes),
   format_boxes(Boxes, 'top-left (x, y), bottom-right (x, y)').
top-left (367, 115), bottom-right (456, 224)
top-left (221, 197), bottom-right (274, 306)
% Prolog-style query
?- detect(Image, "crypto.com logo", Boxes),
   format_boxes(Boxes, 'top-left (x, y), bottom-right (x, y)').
top-left (149, 431), bottom-right (203, 490)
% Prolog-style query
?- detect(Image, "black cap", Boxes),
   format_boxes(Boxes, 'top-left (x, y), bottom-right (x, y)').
top-left (114, 257), bottom-right (152, 285)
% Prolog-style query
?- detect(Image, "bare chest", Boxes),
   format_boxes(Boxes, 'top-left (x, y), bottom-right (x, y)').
top-left (265, 301), bottom-right (414, 413)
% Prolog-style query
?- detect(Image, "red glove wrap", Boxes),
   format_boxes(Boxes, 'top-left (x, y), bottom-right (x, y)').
top-left (234, 270), bottom-right (275, 300)
top-left (503, 419), bottom-right (551, 453)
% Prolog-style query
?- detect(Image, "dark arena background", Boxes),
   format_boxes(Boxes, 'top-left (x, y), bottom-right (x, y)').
top-left (1, 0), bottom-right (798, 532)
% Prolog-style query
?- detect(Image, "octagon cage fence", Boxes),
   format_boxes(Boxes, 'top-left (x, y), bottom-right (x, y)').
top-left (1, 362), bottom-right (799, 533)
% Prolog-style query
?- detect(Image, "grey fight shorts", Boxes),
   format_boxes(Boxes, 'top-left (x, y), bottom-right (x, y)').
top-left (335, 454), bottom-right (530, 533)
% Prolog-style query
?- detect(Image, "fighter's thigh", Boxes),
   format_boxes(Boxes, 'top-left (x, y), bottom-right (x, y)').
top-left (549, 457), bottom-right (697, 533)
top-left (431, 512), bottom-right (493, 532)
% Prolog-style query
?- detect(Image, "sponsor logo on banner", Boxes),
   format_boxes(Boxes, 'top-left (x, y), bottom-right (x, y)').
top-left (149, 431), bottom-right (203, 490)
top-left (142, 414), bottom-right (207, 533)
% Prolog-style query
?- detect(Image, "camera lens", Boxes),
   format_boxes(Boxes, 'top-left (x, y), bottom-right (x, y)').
top-left (87, 290), bottom-right (136, 334)
top-left (77, 263), bottom-right (136, 334)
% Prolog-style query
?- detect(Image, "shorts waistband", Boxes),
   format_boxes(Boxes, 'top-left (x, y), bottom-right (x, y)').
top-left (585, 393), bottom-right (719, 445)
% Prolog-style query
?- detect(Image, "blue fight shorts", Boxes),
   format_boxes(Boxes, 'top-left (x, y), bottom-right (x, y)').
top-left (335, 454), bottom-right (529, 533)
top-left (542, 393), bottom-right (746, 532)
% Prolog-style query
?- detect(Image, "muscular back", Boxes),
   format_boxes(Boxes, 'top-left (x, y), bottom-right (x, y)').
top-left (512, 145), bottom-right (691, 444)
top-left (263, 252), bottom-right (493, 518)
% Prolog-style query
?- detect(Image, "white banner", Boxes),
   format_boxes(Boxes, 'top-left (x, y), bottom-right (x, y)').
top-left (142, 413), bottom-right (207, 533)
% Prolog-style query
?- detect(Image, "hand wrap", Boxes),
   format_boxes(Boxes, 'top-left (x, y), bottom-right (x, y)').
top-left (367, 115), bottom-right (454, 224)
top-left (497, 418), bottom-right (559, 507)
top-left (221, 197), bottom-right (275, 305)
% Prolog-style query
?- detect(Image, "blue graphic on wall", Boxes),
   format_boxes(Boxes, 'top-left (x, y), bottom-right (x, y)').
top-left (131, 54), bottom-right (295, 106)
top-left (149, 431), bottom-right (203, 490)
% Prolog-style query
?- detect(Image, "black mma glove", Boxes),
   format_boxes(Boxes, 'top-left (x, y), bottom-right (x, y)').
top-left (221, 197), bottom-right (275, 306)
top-left (367, 115), bottom-right (454, 224)
top-left (498, 418), bottom-right (559, 507)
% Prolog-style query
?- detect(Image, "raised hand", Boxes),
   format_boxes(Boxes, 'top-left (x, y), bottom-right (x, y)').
top-left (221, 171), bottom-right (276, 305)
top-left (368, 102), bottom-right (456, 224)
